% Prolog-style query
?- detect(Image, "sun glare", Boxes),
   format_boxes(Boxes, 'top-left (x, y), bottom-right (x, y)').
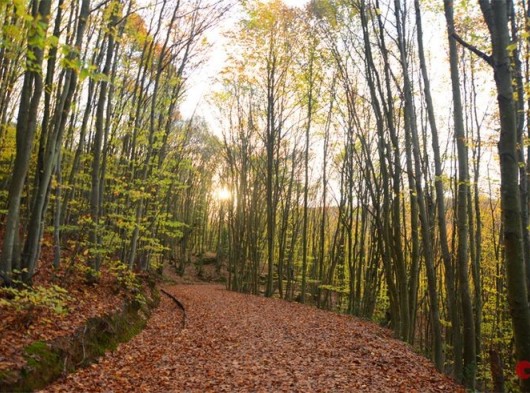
top-left (216, 187), bottom-right (232, 201)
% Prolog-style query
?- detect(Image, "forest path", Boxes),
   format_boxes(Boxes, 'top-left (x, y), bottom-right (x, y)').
top-left (42, 285), bottom-right (462, 392)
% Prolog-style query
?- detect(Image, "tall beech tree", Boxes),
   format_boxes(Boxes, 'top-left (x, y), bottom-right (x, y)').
top-left (443, 0), bottom-right (476, 386)
top-left (22, 0), bottom-right (91, 282)
top-left (394, 0), bottom-right (442, 369)
top-left (1, 0), bottom-right (53, 281)
top-left (478, 0), bottom-right (530, 390)
top-left (415, 0), bottom-right (461, 377)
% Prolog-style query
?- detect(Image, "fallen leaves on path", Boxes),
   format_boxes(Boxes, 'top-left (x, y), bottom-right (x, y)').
top-left (43, 285), bottom-right (463, 392)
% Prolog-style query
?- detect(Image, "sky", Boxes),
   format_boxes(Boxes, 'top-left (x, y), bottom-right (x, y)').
top-left (179, 0), bottom-right (453, 131)
top-left (179, 0), bottom-right (310, 125)
top-left (179, 0), bottom-right (499, 190)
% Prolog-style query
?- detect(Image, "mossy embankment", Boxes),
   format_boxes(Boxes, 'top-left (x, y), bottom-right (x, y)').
top-left (0, 286), bottom-right (159, 393)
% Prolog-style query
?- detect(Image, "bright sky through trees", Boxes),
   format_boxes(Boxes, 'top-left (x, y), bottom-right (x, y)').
top-left (181, 0), bottom-right (499, 187)
top-left (180, 0), bottom-right (310, 123)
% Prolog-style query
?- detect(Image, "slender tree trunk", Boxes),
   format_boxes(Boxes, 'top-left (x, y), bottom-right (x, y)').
top-left (301, 46), bottom-right (314, 303)
top-left (0, 0), bottom-right (52, 281)
top-left (265, 35), bottom-right (277, 297)
top-left (479, 1), bottom-right (530, 390)
top-left (89, 8), bottom-right (116, 274)
top-left (415, 0), bottom-right (461, 373)
top-left (394, 0), bottom-right (442, 369)
top-left (444, 0), bottom-right (477, 386)
top-left (22, 0), bottom-right (90, 282)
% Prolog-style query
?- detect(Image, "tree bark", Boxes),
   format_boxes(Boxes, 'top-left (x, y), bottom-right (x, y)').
top-left (0, 0), bottom-right (52, 281)
top-left (478, 1), bottom-right (530, 390)
top-left (444, 0), bottom-right (477, 386)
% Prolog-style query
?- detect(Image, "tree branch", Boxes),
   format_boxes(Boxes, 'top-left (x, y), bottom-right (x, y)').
top-left (452, 32), bottom-right (494, 67)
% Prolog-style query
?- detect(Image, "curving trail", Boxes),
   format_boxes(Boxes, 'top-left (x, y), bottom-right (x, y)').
top-left (42, 285), bottom-right (463, 392)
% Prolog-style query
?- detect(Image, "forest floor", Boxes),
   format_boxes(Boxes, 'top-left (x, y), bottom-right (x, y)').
top-left (0, 242), bottom-right (128, 374)
top-left (41, 265), bottom-right (464, 392)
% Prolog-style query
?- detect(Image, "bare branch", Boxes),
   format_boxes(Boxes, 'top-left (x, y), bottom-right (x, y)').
top-left (452, 32), bottom-right (493, 66)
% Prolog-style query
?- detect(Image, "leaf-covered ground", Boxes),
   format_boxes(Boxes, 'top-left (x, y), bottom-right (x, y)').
top-left (43, 284), bottom-right (463, 392)
top-left (0, 249), bottom-right (126, 373)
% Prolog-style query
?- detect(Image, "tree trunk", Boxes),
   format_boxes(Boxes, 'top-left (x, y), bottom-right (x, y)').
top-left (22, 0), bottom-right (90, 282)
top-left (444, 0), bottom-right (477, 386)
top-left (478, 1), bottom-right (530, 390)
top-left (0, 0), bottom-right (52, 281)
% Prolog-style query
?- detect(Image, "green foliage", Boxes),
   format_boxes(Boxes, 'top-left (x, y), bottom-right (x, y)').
top-left (109, 262), bottom-right (146, 305)
top-left (10, 0), bottom-right (32, 20)
top-left (318, 284), bottom-right (348, 294)
top-left (0, 283), bottom-right (71, 315)
top-left (372, 290), bottom-right (390, 325)
top-left (2, 24), bottom-right (24, 43)
top-left (311, 0), bottom-right (339, 27)
top-left (158, 214), bottom-right (185, 239)
top-left (82, 264), bottom-right (102, 281)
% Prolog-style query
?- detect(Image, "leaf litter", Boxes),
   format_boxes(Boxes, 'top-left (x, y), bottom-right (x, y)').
top-left (42, 284), bottom-right (463, 392)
